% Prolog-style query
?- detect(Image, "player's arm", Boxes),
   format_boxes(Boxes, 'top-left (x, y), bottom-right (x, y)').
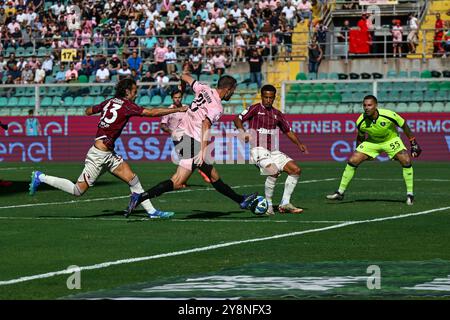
top-left (142, 106), bottom-right (188, 117)
top-left (286, 131), bottom-right (308, 154)
top-left (401, 121), bottom-right (422, 158)
top-left (160, 123), bottom-right (172, 134)
top-left (233, 115), bottom-right (250, 142)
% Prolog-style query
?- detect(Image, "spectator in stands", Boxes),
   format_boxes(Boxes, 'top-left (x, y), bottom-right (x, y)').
top-left (392, 19), bottom-right (403, 58)
top-left (407, 13), bottom-right (419, 54)
top-left (282, 1), bottom-right (296, 28)
top-left (154, 39), bottom-right (168, 73)
top-left (141, 70), bottom-right (156, 95)
top-left (21, 25), bottom-right (34, 48)
top-left (42, 55), bottom-right (53, 76)
top-left (434, 13), bottom-right (445, 56)
top-left (248, 49), bottom-right (264, 89)
top-left (95, 63), bottom-right (110, 83)
top-left (177, 32), bottom-right (191, 57)
top-left (164, 45), bottom-right (177, 75)
top-left (337, 19), bottom-right (350, 43)
top-left (282, 24), bottom-right (293, 61)
top-left (308, 40), bottom-right (323, 77)
top-left (297, 0), bottom-right (312, 24)
top-left (4, 75), bottom-right (15, 97)
top-left (65, 63), bottom-right (78, 81)
top-left (127, 49), bottom-right (143, 75)
top-left (21, 64), bottom-right (34, 84)
top-left (34, 62), bottom-right (46, 84)
top-left (211, 50), bottom-right (229, 76)
top-left (55, 64), bottom-right (66, 83)
top-left (189, 48), bottom-right (203, 80)
top-left (108, 53), bottom-right (121, 76)
top-left (315, 20), bottom-right (328, 54)
top-left (235, 33), bottom-right (246, 62)
top-left (443, 22), bottom-right (450, 58)
top-left (149, 70), bottom-right (169, 101)
top-left (81, 53), bottom-right (95, 76)
top-left (0, 55), bottom-right (5, 80)
top-left (117, 63), bottom-right (132, 80)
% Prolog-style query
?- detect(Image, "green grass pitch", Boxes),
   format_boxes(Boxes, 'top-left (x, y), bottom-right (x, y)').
top-left (0, 161), bottom-right (449, 299)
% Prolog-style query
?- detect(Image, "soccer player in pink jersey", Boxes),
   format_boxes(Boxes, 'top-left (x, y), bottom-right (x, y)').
top-left (160, 89), bottom-right (211, 183)
top-left (234, 84), bottom-right (308, 215)
top-left (125, 74), bottom-right (258, 216)
top-left (29, 78), bottom-right (187, 219)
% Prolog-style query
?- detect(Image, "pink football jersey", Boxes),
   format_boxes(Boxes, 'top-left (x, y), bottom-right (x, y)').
top-left (173, 81), bottom-right (223, 142)
top-left (160, 104), bottom-right (188, 134)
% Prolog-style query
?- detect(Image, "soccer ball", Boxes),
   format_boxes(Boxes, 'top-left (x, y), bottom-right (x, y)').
top-left (250, 196), bottom-right (269, 216)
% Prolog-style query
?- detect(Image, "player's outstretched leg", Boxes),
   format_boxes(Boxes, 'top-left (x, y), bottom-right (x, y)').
top-left (278, 163), bottom-right (303, 214)
top-left (326, 162), bottom-right (358, 201)
top-left (126, 179), bottom-right (174, 216)
top-left (29, 171), bottom-right (85, 196)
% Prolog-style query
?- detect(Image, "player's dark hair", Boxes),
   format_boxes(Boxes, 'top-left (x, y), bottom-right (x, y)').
top-left (363, 95), bottom-right (378, 104)
top-left (261, 84), bottom-right (277, 94)
top-left (171, 89), bottom-right (182, 97)
top-left (217, 75), bottom-right (237, 89)
top-left (115, 78), bottom-right (136, 98)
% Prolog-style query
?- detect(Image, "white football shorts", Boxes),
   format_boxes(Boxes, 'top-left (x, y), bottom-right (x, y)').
top-left (250, 147), bottom-right (293, 175)
top-left (77, 146), bottom-right (124, 186)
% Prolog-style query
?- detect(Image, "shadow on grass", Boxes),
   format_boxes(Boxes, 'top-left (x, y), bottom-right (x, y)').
top-left (327, 199), bottom-right (405, 204)
top-left (0, 180), bottom-right (118, 196)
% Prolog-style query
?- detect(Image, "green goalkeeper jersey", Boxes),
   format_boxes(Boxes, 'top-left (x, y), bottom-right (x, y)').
top-left (356, 108), bottom-right (406, 143)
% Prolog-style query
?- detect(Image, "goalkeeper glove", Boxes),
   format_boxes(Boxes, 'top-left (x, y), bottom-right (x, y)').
top-left (410, 137), bottom-right (422, 158)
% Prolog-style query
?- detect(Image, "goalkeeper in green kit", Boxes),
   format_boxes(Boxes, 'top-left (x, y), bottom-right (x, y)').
top-left (327, 95), bottom-right (422, 205)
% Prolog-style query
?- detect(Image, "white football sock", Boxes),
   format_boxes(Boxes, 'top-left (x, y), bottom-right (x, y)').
top-left (40, 173), bottom-right (77, 195)
top-left (129, 175), bottom-right (156, 214)
top-left (280, 175), bottom-right (299, 206)
top-left (265, 176), bottom-right (277, 206)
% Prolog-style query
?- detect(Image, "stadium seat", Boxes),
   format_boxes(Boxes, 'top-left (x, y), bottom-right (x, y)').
top-left (396, 103), bottom-right (408, 112)
top-left (45, 76), bottom-right (54, 84)
top-left (409, 71), bottom-right (420, 78)
top-left (0, 107), bottom-right (10, 116)
top-left (318, 73), bottom-right (328, 80)
top-left (183, 95), bottom-right (194, 105)
top-left (288, 106), bottom-right (302, 114)
top-left (7, 97), bottom-right (19, 107)
top-left (295, 72), bottom-right (307, 81)
top-left (323, 83), bottom-right (336, 92)
top-left (82, 96), bottom-right (94, 107)
top-left (435, 90), bottom-right (447, 102)
top-left (387, 70), bottom-right (397, 78)
top-left (328, 73), bottom-right (339, 80)
top-left (78, 75), bottom-right (88, 83)
top-left (55, 107), bottom-right (67, 116)
top-left (423, 91), bottom-right (436, 102)
top-left (15, 87), bottom-right (26, 97)
top-left (302, 105), bottom-right (314, 114)
top-left (162, 95), bottom-right (172, 106)
top-left (138, 96), bottom-right (150, 105)
top-left (150, 96), bottom-right (162, 106)
top-left (312, 84), bottom-right (324, 93)
top-left (25, 87), bottom-right (35, 96)
top-left (384, 102), bottom-right (396, 109)
top-left (51, 97), bottom-right (63, 107)
top-left (398, 71), bottom-right (408, 79)
top-left (10, 107), bottom-right (22, 116)
top-left (313, 105), bottom-right (326, 114)
top-left (420, 70), bottom-right (432, 78)
top-left (317, 93), bottom-right (330, 103)
top-left (41, 97), bottom-right (52, 107)
top-left (421, 102), bottom-right (433, 112)
top-left (408, 102), bottom-right (420, 112)
top-left (62, 96), bottom-right (73, 106)
top-left (431, 102), bottom-right (444, 112)
top-left (308, 73), bottom-right (317, 80)
top-left (299, 83), bottom-right (313, 93)
top-left (325, 104), bottom-right (337, 113)
top-left (17, 97), bottom-right (29, 107)
top-left (336, 104), bottom-right (350, 113)
top-left (73, 96), bottom-right (84, 107)
top-left (90, 86), bottom-right (102, 96)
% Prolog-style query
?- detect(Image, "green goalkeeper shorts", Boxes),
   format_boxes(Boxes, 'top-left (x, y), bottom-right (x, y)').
top-left (356, 136), bottom-right (406, 159)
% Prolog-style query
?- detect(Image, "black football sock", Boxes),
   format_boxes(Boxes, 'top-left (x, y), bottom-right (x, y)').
top-left (140, 180), bottom-right (174, 202)
top-left (211, 179), bottom-right (243, 204)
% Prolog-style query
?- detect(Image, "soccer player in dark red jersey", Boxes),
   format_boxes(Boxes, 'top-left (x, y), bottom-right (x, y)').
top-left (234, 84), bottom-right (308, 215)
top-left (29, 78), bottom-right (187, 218)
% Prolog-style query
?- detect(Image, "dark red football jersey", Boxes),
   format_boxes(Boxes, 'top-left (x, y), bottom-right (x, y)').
top-left (92, 97), bottom-right (144, 150)
top-left (238, 103), bottom-right (291, 150)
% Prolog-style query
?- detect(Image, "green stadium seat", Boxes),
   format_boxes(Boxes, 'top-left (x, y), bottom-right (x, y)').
top-left (296, 94), bottom-right (308, 104)
top-left (317, 93), bottom-right (330, 103)
top-left (41, 97), bottom-right (52, 107)
top-left (288, 106), bottom-right (302, 114)
top-left (441, 82), bottom-right (450, 91)
top-left (306, 95), bottom-right (318, 104)
top-left (302, 105), bottom-right (314, 113)
top-left (396, 103), bottom-right (408, 112)
top-left (387, 70), bottom-right (397, 78)
top-left (313, 105), bottom-right (326, 114)
top-left (295, 72), bottom-right (307, 81)
top-left (15, 87), bottom-right (26, 97)
top-left (17, 97), bottom-right (29, 107)
top-left (62, 96), bottom-right (73, 106)
top-left (300, 83), bottom-right (313, 93)
top-left (54, 107), bottom-right (67, 116)
top-left (10, 107), bottom-right (22, 116)
top-left (420, 70), bottom-right (432, 78)
top-left (328, 73), bottom-right (339, 80)
top-left (330, 92), bottom-right (342, 103)
top-left (312, 84), bottom-right (324, 93)
top-left (318, 73), bottom-right (328, 80)
top-left (341, 92), bottom-right (353, 103)
top-left (422, 102), bottom-right (433, 112)
top-left (384, 102), bottom-right (396, 109)
top-left (150, 96), bottom-right (162, 106)
top-left (94, 96), bottom-right (104, 105)
top-left (90, 86), bottom-right (102, 96)
top-left (423, 91), bottom-right (436, 101)
top-left (25, 87), bottom-right (35, 96)
top-left (290, 84), bottom-right (302, 92)
top-left (428, 82), bottom-right (440, 91)
top-left (78, 75), bottom-right (89, 83)
top-left (139, 96), bottom-right (151, 105)
top-left (66, 107), bottom-right (77, 115)
top-left (7, 97), bottom-right (19, 107)
top-left (408, 102), bottom-right (420, 112)
top-left (83, 96), bottom-right (95, 107)
top-left (15, 47), bottom-right (25, 57)
top-left (324, 83), bottom-right (336, 92)
top-left (73, 96), bottom-right (84, 107)
top-left (408, 102), bottom-right (422, 112)
top-left (410, 91), bottom-right (423, 102)
top-left (431, 102), bottom-right (444, 112)
top-left (0, 107), bottom-right (10, 116)
top-left (409, 71), bottom-right (420, 78)
top-left (183, 95), bottom-right (194, 105)
top-left (162, 95), bottom-right (172, 106)
top-left (398, 71), bottom-right (408, 78)
top-left (45, 76), bottom-right (54, 84)
top-left (435, 90), bottom-right (447, 102)
top-left (444, 102), bottom-right (450, 111)
top-left (308, 73), bottom-right (317, 80)
top-left (336, 104), bottom-right (350, 113)
top-left (325, 104), bottom-right (337, 113)
top-left (51, 97), bottom-right (63, 107)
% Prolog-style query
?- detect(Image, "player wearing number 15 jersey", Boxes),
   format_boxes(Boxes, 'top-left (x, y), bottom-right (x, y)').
top-left (125, 74), bottom-right (259, 217)
top-left (326, 95), bottom-right (422, 205)
top-left (29, 78), bottom-right (187, 218)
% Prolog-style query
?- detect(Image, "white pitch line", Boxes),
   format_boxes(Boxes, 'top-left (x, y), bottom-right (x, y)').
top-left (1, 206), bottom-right (449, 287)
top-left (0, 167), bottom-right (33, 171)
top-left (0, 216), bottom-right (346, 224)
top-left (0, 178), bottom-right (337, 210)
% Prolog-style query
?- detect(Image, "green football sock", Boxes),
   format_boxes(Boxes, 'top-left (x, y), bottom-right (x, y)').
top-left (402, 165), bottom-right (414, 195)
top-left (338, 163), bottom-right (357, 194)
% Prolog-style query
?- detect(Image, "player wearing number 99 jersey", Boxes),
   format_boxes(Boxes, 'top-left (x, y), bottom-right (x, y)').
top-left (29, 78), bottom-right (187, 219)
top-left (326, 95), bottom-right (422, 205)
